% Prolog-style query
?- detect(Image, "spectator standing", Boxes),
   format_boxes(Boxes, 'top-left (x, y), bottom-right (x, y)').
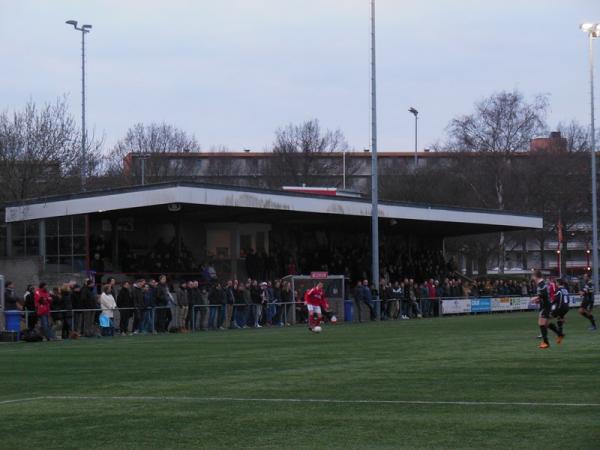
top-left (401, 279), bottom-right (411, 319)
top-left (382, 281), bottom-right (393, 320)
top-left (239, 282), bottom-right (252, 328)
top-left (117, 281), bottom-right (133, 334)
top-left (50, 287), bottom-right (64, 339)
top-left (198, 283), bottom-right (210, 331)
top-left (233, 281), bottom-right (246, 327)
top-left (99, 284), bottom-right (117, 337)
top-left (34, 282), bottom-right (54, 341)
top-left (361, 280), bottom-right (376, 321)
top-left (142, 284), bottom-right (154, 334)
top-left (279, 281), bottom-right (293, 326)
top-left (178, 281), bottom-right (189, 332)
top-left (208, 283), bottom-right (222, 330)
top-left (81, 279), bottom-right (97, 337)
top-left (23, 285), bottom-right (36, 332)
top-left (225, 280), bottom-right (239, 329)
top-left (4, 281), bottom-right (18, 310)
top-left (186, 281), bottom-right (197, 330)
top-left (60, 283), bottom-right (73, 339)
top-left (156, 275), bottom-right (173, 332)
top-left (132, 279), bottom-right (145, 334)
top-left (353, 281), bottom-right (364, 322)
top-left (72, 283), bottom-right (83, 335)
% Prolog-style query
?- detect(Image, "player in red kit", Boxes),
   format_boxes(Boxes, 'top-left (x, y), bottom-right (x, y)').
top-left (304, 282), bottom-right (329, 332)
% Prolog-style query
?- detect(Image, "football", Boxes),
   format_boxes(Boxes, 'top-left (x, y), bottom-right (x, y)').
top-left (330, 315), bottom-right (338, 324)
top-left (313, 326), bottom-right (322, 333)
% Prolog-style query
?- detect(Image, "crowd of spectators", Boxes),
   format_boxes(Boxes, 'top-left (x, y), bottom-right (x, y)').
top-left (2, 263), bottom-right (587, 342)
top-left (3, 275), bottom-right (306, 341)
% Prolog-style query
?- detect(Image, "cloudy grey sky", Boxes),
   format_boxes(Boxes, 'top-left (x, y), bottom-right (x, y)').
top-left (0, 0), bottom-right (598, 153)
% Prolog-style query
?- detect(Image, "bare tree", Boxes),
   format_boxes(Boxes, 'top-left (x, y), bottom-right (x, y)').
top-left (556, 120), bottom-right (591, 152)
top-left (106, 122), bottom-right (201, 183)
top-left (445, 90), bottom-right (549, 273)
top-left (0, 97), bottom-right (101, 201)
top-left (267, 119), bottom-right (352, 188)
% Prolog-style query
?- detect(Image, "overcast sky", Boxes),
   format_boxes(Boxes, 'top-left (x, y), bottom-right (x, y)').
top-left (0, 0), bottom-right (598, 153)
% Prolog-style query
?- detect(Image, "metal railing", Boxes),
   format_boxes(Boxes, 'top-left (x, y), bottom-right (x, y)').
top-left (4, 293), bottom-right (595, 340)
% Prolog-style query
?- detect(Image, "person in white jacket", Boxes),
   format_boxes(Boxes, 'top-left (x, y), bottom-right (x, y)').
top-left (99, 284), bottom-right (117, 337)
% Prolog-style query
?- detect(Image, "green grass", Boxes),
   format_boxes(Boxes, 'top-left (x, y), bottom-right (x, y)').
top-left (1, 312), bottom-right (599, 449)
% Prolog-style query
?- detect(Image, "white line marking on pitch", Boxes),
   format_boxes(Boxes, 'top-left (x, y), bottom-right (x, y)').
top-left (0, 397), bottom-right (44, 405)
top-left (10, 395), bottom-right (595, 408)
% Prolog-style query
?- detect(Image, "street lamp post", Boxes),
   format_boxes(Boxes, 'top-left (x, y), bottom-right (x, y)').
top-left (66, 20), bottom-right (92, 190)
top-left (342, 148), bottom-right (346, 190)
top-left (370, 0), bottom-right (380, 310)
top-left (409, 107), bottom-right (419, 167)
top-left (581, 22), bottom-right (600, 294)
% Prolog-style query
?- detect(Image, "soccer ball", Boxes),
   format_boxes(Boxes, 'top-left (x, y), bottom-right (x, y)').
top-left (313, 326), bottom-right (322, 333)
top-left (330, 315), bottom-right (338, 324)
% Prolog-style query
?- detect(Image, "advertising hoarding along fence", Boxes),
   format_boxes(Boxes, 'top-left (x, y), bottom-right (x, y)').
top-left (470, 298), bottom-right (491, 313)
top-left (441, 295), bottom-right (589, 316)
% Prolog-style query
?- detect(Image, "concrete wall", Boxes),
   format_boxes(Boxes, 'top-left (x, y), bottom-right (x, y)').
top-left (0, 257), bottom-right (43, 292)
top-left (0, 256), bottom-right (86, 293)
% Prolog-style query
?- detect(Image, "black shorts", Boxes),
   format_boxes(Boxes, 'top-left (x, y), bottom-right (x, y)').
top-left (551, 306), bottom-right (569, 319)
top-left (580, 297), bottom-right (594, 311)
top-left (539, 302), bottom-right (551, 319)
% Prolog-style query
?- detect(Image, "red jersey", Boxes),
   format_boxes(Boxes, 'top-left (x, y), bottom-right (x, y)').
top-left (34, 288), bottom-right (52, 316)
top-left (304, 287), bottom-right (329, 309)
top-left (548, 282), bottom-right (557, 302)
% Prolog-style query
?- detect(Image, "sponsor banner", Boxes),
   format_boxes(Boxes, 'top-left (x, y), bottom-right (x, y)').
top-left (443, 294), bottom-right (590, 316)
top-left (521, 297), bottom-right (537, 310)
top-left (442, 299), bottom-right (471, 315)
top-left (470, 298), bottom-right (491, 313)
top-left (510, 297), bottom-right (523, 310)
top-left (310, 271), bottom-right (328, 279)
top-left (492, 297), bottom-right (513, 312)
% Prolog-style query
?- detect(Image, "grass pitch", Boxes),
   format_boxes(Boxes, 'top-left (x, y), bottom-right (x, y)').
top-left (1, 312), bottom-right (598, 449)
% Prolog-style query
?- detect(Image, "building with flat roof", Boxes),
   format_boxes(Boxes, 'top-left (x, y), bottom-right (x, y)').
top-left (1, 182), bottom-right (542, 287)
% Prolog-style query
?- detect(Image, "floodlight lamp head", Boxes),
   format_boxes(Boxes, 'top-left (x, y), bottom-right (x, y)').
top-left (66, 20), bottom-right (78, 27)
top-left (580, 22), bottom-right (600, 37)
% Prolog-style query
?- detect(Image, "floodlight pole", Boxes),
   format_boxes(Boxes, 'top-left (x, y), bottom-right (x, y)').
top-left (66, 20), bottom-right (92, 191)
top-left (587, 30), bottom-right (599, 294)
top-left (370, 0), bottom-right (380, 309)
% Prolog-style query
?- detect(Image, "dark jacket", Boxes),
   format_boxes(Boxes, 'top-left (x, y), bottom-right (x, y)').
top-left (4, 288), bottom-right (18, 310)
top-left (81, 286), bottom-right (97, 309)
top-left (225, 286), bottom-right (235, 305)
top-left (155, 283), bottom-right (169, 306)
top-left (189, 287), bottom-right (200, 307)
top-left (71, 289), bottom-right (83, 310)
top-left (281, 288), bottom-right (293, 305)
top-left (354, 286), bottom-right (363, 303)
top-left (133, 285), bottom-right (145, 309)
top-left (250, 286), bottom-right (261, 304)
top-left (117, 287), bottom-right (133, 308)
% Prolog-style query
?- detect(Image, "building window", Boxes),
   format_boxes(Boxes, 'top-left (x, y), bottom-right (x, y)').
top-left (11, 220), bottom-right (39, 257)
top-left (45, 215), bottom-right (86, 273)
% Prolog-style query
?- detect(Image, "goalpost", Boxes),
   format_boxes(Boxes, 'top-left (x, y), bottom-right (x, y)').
top-left (280, 274), bottom-right (347, 324)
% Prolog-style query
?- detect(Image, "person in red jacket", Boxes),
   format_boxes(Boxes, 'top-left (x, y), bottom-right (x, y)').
top-left (304, 282), bottom-right (329, 332)
top-left (34, 282), bottom-right (55, 340)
